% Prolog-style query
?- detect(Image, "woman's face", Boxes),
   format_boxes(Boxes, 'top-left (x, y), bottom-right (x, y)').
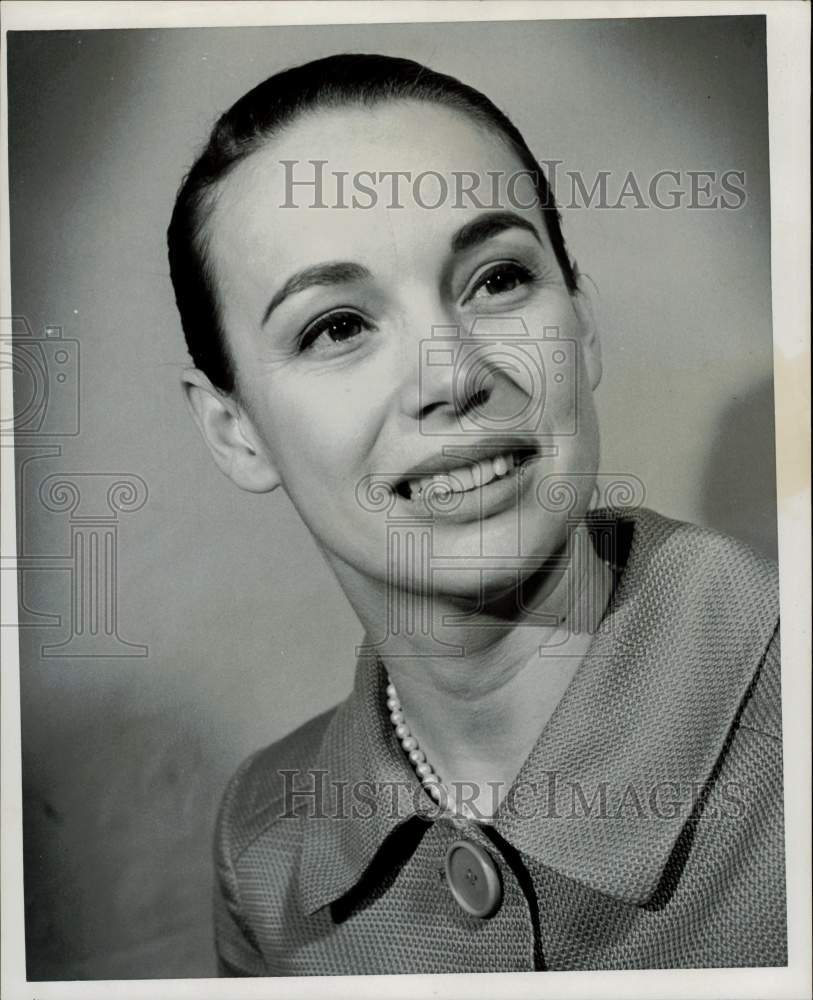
top-left (203, 101), bottom-right (601, 602)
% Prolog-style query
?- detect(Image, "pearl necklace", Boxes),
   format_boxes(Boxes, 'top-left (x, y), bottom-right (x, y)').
top-left (387, 677), bottom-right (506, 919)
top-left (385, 676), bottom-right (451, 808)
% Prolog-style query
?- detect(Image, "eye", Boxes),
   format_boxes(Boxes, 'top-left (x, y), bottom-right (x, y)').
top-left (299, 310), bottom-right (372, 353)
top-left (467, 261), bottom-right (537, 302)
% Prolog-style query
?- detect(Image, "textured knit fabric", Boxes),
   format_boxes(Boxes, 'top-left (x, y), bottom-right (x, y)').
top-left (214, 508), bottom-right (786, 975)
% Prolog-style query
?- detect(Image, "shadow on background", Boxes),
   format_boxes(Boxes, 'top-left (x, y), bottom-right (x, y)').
top-left (23, 706), bottom-right (219, 980)
top-left (700, 374), bottom-right (778, 562)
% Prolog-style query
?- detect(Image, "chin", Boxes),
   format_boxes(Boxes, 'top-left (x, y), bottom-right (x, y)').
top-left (431, 567), bottom-right (530, 603)
top-left (424, 519), bottom-right (570, 605)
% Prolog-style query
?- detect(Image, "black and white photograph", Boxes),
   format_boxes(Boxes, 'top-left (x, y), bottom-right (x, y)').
top-left (1, 2), bottom-right (810, 998)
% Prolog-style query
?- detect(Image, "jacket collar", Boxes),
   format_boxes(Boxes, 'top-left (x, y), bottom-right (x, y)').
top-left (298, 648), bottom-right (420, 916)
top-left (299, 508), bottom-right (778, 915)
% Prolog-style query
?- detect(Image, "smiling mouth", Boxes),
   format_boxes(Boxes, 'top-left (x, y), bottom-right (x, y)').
top-left (394, 447), bottom-right (539, 501)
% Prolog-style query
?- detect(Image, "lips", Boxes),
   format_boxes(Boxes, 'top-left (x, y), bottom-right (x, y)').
top-left (394, 443), bottom-right (539, 501)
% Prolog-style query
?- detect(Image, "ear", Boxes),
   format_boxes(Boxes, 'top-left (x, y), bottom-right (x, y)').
top-left (570, 265), bottom-right (602, 391)
top-left (181, 368), bottom-right (280, 493)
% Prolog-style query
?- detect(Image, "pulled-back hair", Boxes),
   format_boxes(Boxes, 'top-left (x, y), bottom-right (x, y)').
top-left (167, 53), bottom-right (577, 392)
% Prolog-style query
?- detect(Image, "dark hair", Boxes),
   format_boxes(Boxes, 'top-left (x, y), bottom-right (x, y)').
top-left (167, 53), bottom-right (578, 393)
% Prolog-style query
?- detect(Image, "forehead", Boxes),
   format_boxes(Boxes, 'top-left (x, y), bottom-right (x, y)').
top-left (206, 101), bottom-right (541, 305)
top-left (214, 99), bottom-right (529, 204)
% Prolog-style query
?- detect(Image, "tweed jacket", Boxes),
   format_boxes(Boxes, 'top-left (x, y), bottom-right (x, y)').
top-left (213, 508), bottom-right (786, 975)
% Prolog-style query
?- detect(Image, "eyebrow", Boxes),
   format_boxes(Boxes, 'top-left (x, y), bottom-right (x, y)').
top-left (450, 211), bottom-right (543, 254)
top-left (260, 212), bottom-right (542, 326)
top-left (261, 261), bottom-right (370, 326)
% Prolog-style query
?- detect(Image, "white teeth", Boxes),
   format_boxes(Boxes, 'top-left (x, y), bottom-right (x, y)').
top-left (478, 459), bottom-right (496, 488)
top-left (405, 450), bottom-right (519, 500)
top-left (432, 476), bottom-right (452, 497)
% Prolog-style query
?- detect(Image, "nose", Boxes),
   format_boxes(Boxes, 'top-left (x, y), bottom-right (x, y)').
top-left (397, 321), bottom-right (495, 430)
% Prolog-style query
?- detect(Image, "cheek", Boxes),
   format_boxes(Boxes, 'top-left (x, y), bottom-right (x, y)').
top-left (555, 345), bottom-right (600, 456)
top-left (524, 301), bottom-right (591, 428)
top-left (259, 376), bottom-right (385, 482)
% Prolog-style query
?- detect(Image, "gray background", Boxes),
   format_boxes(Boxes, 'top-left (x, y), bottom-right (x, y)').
top-left (7, 16), bottom-right (775, 980)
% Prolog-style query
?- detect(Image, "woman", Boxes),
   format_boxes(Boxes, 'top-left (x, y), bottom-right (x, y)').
top-left (167, 54), bottom-right (785, 975)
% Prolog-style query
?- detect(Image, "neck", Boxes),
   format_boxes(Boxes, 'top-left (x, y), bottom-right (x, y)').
top-left (326, 518), bottom-right (615, 818)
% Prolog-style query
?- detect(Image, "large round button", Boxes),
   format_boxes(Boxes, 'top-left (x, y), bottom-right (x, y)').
top-left (444, 839), bottom-right (502, 918)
